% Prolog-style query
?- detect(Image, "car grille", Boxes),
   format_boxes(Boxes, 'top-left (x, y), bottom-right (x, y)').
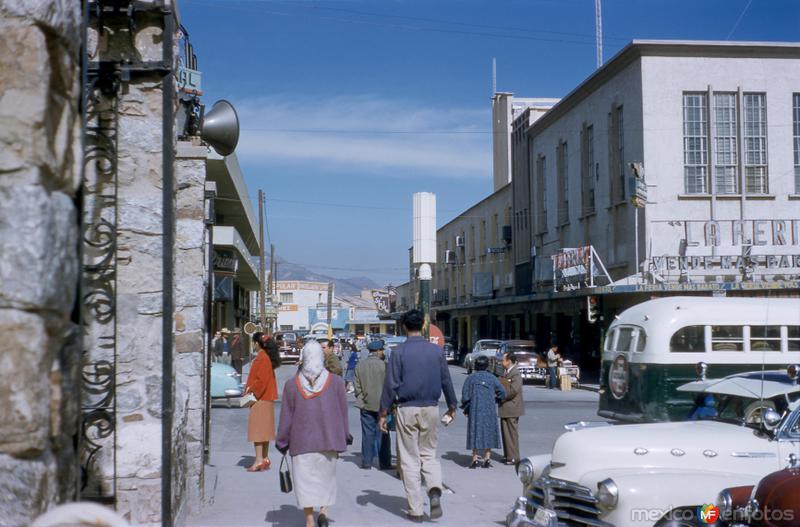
top-left (526, 477), bottom-right (612, 527)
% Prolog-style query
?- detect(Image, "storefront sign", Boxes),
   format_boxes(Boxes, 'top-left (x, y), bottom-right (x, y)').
top-left (650, 254), bottom-right (800, 272)
top-left (682, 219), bottom-right (800, 247)
top-left (279, 281), bottom-right (329, 291)
top-left (213, 250), bottom-right (238, 274)
top-left (371, 290), bottom-right (391, 315)
top-left (279, 304), bottom-right (298, 312)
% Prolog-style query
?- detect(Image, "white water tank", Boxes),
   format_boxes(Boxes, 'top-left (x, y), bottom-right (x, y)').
top-left (413, 192), bottom-right (436, 264)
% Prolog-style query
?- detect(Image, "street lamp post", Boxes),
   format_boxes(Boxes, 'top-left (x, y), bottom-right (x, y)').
top-left (419, 263), bottom-right (432, 339)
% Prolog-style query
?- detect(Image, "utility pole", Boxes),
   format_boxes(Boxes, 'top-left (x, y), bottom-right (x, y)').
top-left (595, 0), bottom-right (603, 68)
top-left (326, 282), bottom-right (334, 339)
top-left (258, 189), bottom-right (266, 327)
top-left (419, 264), bottom-right (432, 339)
top-left (269, 244), bottom-right (275, 333)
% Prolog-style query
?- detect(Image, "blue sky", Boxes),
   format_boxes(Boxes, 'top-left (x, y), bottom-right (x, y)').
top-left (180, 0), bottom-right (800, 286)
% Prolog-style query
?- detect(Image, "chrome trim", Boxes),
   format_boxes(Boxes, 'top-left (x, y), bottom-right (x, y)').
top-left (730, 452), bottom-right (776, 458)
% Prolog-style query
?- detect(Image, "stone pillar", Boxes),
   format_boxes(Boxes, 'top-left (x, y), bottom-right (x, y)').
top-left (0, 1), bottom-right (82, 525)
top-left (174, 141), bottom-right (210, 520)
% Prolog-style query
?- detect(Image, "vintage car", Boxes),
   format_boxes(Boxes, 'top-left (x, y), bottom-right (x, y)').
top-left (506, 367), bottom-right (800, 527)
top-left (464, 339), bottom-right (503, 373)
top-left (210, 361), bottom-right (243, 407)
top-left (274, 331), bottom-right (300, 363)
top-left (443, 338), bottom-right (457, 363)
top-left (490, 340), bottom-right (580, 385)
top-left (716, 463), bottom-right (800, 527)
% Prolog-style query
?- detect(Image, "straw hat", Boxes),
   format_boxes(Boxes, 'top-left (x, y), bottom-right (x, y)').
top-left (220, 328), bottom-right (231, 335)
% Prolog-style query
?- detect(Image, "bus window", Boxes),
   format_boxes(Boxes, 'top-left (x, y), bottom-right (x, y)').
top-left (711, 325), bottom-right (744, 351)
top-left (749, 326), bottom-right (781, 352)
top-left (604, 329), bottom-right (616, 352)
top-left (635, 329), bottom-right (647, 352)
top-left (670, 326), bottom-right (705, 352)
top-left (616, 328), bottom-right (634, 352)
top-left (788, 326), bottom-right (800, 351)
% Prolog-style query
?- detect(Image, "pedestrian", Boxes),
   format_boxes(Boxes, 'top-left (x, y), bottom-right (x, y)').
top-left (244, 332), bottom-right (280, 472)
top-left (498, 350), bottom-right (524, 465)
top-left (230, 327), bottom-right (246, 375)
top-left (460, 355), bottom-right (505, 469)
top-left (379, 309), bottom-right (458, 523)
top-left (344, 346), bottom-right (359, 393)
top-left (546, 344), bottom-right (562, 390)
top-left (276, 340), bottom-right (350, 527)
top-left (220, 328), bottom-right (231, 364)
top-left (320, 339), bottom-right (343, 376)
top-left (212, 330), bottom-right (224, 360)
top-left (353, 339), bottom-right (392, 470)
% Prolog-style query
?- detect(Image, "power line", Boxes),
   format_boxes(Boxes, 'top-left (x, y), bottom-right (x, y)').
top-left (727, 0), bottom-right (753, 40)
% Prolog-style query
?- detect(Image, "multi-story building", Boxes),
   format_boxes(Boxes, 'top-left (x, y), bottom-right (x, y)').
top-left (275, 280), bottom-right (333, 331)
top-left (511, 40), bottom-right (800, 368)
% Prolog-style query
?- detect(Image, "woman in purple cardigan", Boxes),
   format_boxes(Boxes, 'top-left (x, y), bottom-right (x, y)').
top-left (276, 340), bottom-right (349, 527)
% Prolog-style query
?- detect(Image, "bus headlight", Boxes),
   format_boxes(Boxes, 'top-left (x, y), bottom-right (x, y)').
top-left (596, 479), bottom-right (619, 509)
top-left (516, 459), bottom-right (534, 486)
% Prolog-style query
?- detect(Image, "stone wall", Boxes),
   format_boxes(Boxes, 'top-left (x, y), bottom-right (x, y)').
top-left (0, 1), bottom-right (82, 525)
top-left (174, 141), bottom-right (210, 521)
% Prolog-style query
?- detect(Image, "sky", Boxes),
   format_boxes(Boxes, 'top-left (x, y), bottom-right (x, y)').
top-left (180, 0), bottom-right (800, 287)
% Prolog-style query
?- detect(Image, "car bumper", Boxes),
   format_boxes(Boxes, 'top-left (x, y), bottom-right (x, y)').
top-left (506, 497), bottom-right (538, 527)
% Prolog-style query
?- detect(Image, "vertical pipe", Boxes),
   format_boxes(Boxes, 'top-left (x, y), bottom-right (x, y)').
top-left (161, 9), bottom-right (175, 527)
top-left (258, 190), bottom-right (266, 327)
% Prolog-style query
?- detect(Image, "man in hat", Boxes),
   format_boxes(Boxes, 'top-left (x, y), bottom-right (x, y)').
top-left (230, 327), bottom-right (246, 375)
top-left (353, 339), bottom-right (392, 470)
top-left (217, 328), bottom-right (231, 364)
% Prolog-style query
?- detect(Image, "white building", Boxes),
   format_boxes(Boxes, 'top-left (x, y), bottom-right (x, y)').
top-left (275, 280), bottom-right (332, 331)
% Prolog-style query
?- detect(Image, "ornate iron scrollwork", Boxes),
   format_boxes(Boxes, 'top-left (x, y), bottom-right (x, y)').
top-left (79, 61), bottom-right (120, 502)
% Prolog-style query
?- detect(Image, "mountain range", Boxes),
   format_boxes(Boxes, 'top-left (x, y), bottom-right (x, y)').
top-left (251, 255), bottom-right (381, 296)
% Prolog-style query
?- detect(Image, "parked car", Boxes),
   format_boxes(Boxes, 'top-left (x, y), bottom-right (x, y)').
top-left (210, 361), bottom-right (243, 407)
top-left (716, 463), bottom-right (800, 527)
top-left (274, 331), bottom-right (301, 363)
top-left (506, 367), bottom-right (800, 527)
top-left (489, 340), bottom-right (543, 380)
top-left (464, 339), bottom-right (503, 373)
top-left (443, 338), bottom-right (457, 363)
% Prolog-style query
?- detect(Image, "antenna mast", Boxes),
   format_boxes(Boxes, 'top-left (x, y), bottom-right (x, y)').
top-left (595, 0), bottom-right (603, 68)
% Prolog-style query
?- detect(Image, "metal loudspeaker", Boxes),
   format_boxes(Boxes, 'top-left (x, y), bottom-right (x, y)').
top-left (201, 99), bottom-right (240, 156)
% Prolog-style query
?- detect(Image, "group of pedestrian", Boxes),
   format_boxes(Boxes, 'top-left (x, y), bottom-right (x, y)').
top-left (239, 308), bottom-right (526, 526)
top-left (211, 327), bottom-right (248, 374)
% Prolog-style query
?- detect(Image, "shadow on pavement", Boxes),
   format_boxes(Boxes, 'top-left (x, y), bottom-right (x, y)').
top-left (264, 504), bottom-right (303, 526)
top-left (355, 489), bottom-right (409, 519)
top-left (441, 450), bottom-right (473, 468)
top-left (237, 455), bottom-right (255, 468)
top-left (340, 452), bottom-right (362, 467)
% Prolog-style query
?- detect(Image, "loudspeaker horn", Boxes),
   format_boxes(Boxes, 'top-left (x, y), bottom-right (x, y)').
top-left (201, 99), bottom-right (240, 156)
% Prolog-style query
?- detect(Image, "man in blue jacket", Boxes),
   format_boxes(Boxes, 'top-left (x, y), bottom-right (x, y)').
top-left (379, 309), bottom-right (458, 523)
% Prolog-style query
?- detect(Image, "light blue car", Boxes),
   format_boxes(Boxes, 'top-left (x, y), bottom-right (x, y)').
top-left (210, 361), bottom-right (243, 407)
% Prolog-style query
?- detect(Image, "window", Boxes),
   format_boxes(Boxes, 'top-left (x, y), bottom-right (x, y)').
top-left (536, 154), bottom-right (547, 232)
top-left (470, 225), bottom-right (476, 260)
top-left (480, 220), bottom-right (486, 254)
top-left (711, 325), bottom-right (744, 351)
top-left (749, 326), bottom-right (781, 352)
top-left (635, 330), bottom-right (647, 352)
top-left (492, 213), bottom-right (499, 244)
top-left (280, 292), bottom-right (293, 304)
top-left (616, 106), bottom-right (625, 202)
top-left (604, 328), bottom-right (616, 352)
top-left (670, 326), bottom-right (705, 352)
top-left (616, 327), bottom-right (634, 352)
top-left (557, 141), bottom-right (569, 224)
top-left (743, 93), bottom-right (768, 194)
top-left (714, 93), bottom-right (738, 194)
top-left (683, 93), bottom-right (709, 194)
top-left (788, 326), bottom-right (800, 351)
top-left (582, 124), bottom-right (596, 213)
top-left (794, 94), bottom-right (800, 193)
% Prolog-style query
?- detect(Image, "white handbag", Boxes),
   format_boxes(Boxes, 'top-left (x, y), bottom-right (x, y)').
top-left (239, 393), bottom-right (257, 408)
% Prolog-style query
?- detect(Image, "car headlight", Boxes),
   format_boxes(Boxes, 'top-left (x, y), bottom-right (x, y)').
top-left (596, 478), bottom-right (619, 509)
top-left (716, 489), bottom-right (732, 520)
top-left (516, 459), bottom-right (534, 486)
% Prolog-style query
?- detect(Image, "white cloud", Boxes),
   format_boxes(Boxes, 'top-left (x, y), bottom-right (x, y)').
top-left (232, 94), bottom-right (491, 179)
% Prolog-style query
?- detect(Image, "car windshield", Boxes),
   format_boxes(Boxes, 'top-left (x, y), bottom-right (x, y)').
top-left (710, 393), bottom-right (798, 428)
top-left (508, 345), bottom-right (535, 354)
top-left (479, 341), bottom-right (501, 350)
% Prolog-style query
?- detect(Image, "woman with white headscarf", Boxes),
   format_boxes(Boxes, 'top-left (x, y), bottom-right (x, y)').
top-left (276, 340), bottom-right (350, 527)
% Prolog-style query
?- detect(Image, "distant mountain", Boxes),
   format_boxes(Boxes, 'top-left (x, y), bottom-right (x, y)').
top-left (256, 256), bottom-right (380, 296)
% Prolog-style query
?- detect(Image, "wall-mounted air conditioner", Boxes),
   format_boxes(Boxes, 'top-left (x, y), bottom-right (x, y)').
top-left (445, 250), bottom-right (456, 264)
top-left (455, 235), bottom-right (465, 247)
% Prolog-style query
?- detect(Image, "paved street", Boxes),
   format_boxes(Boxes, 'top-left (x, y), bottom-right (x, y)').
top-left (190, 362), bottom-right (601, 527)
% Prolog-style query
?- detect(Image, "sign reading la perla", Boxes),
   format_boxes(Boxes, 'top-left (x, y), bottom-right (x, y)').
top-left (682, 219), bottom-right (800, 247)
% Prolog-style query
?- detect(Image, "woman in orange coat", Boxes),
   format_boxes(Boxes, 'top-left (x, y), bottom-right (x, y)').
top-left (244, 332), bottom-right (281, 471)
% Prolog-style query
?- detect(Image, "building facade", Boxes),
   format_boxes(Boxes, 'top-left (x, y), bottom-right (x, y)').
top-left (275, 280), bottom-right (332, 331)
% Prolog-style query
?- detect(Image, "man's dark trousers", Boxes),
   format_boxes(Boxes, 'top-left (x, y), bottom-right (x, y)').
top-left (360, 409), bottom-right (391, 468)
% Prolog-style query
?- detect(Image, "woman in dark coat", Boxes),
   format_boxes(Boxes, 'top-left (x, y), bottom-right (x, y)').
top-left (460, 355), bottom-right (505, 468)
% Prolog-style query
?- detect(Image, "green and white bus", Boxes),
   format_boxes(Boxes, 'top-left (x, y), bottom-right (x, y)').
top-left (598, 296), bottom-right (800, 422)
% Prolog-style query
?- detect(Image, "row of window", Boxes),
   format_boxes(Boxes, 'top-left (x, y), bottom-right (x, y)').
top-left (533, 105), bottom-right (625, 233)
top-left (670, 325), bottom-right (800, 352)
top-left (683, 92), bottom-right (799, 195)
